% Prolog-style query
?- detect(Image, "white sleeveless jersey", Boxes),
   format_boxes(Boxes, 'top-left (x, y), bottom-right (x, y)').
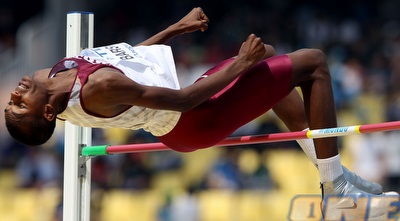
top-left (80, 43), bottom-right (180, 88)
top-left (57, 43), bottom-right (181, 136)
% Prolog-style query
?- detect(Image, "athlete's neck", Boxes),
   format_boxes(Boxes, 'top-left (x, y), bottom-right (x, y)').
top-left (47, 68), bottom-right (78, 113)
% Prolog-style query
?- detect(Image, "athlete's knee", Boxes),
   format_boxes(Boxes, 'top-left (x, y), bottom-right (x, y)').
top-left (299, 48), bottom-right (330, 80)
top-left (312, 49), bottom-right (330, 80)
top-left (309, 49), bottom-right (327, 68)
top-left (299, 48), bottom-right (327, 67)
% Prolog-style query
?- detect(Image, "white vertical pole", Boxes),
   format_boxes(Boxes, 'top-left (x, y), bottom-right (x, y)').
top-left (64, 12), bottom-right (93, 221)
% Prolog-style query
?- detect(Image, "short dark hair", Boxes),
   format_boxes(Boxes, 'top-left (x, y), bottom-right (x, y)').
top-left (5, 112), bottom-right (56, 146)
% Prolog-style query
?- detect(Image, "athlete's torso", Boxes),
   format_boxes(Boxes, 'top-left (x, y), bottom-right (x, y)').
top-left (54, 43), bottom-right (181, 136)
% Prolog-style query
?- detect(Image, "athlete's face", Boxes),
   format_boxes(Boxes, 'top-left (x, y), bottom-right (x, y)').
top-left (4, 70), bottom-right (50, 120)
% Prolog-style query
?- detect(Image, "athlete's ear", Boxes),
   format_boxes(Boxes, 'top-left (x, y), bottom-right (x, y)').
top-left (44, 104), bottom-right (55, 121)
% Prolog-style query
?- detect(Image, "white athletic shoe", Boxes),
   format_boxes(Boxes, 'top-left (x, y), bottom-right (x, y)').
top-left (342, 166), bottom-right (383, 194)
top-left (321, 174), bottom-right (399, 221)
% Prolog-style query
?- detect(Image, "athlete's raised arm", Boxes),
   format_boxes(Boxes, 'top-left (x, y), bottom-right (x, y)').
top-left (137, 7), bottom-right (209, 46)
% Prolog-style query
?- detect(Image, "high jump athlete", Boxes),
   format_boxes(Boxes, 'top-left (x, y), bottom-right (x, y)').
top-left (4, 7), bottom-right (398, 218)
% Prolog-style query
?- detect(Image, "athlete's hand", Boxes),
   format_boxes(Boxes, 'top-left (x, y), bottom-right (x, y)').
top-left (173, 7), bottom-right (209, 34)
top-left (237, 34), bottom-right (269, 67)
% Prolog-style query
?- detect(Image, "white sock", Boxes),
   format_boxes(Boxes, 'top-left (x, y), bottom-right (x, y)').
top-left (296, 128), bottom-right (317, 166)
top-left (317, 154), bottom-right (343, 183)
top-left (296, 128), bottom-right (344, 182)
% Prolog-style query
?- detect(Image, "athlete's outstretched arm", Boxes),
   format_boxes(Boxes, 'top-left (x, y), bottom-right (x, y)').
top-left (84, 34), bottom-right (268, 116)
top-left (137, 7), bottom-right (209, 46)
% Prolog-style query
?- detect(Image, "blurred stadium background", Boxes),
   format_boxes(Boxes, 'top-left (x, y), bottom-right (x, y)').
top-left (1, 0), bottom-right (400, 220)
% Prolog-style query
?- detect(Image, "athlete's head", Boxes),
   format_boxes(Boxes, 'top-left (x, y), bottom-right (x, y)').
top-left (4, 72), bottom-right (56, 146)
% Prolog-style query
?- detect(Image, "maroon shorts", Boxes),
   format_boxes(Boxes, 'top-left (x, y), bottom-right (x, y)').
top-left (158, 55), bottom-right (293, 152)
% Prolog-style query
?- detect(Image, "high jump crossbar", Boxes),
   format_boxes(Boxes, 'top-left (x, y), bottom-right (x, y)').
top-left (82, 120), bottom-right (400, 156)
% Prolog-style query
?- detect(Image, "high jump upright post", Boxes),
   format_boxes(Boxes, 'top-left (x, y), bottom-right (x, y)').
top-left (64, 12), bottom-right (94, 221)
